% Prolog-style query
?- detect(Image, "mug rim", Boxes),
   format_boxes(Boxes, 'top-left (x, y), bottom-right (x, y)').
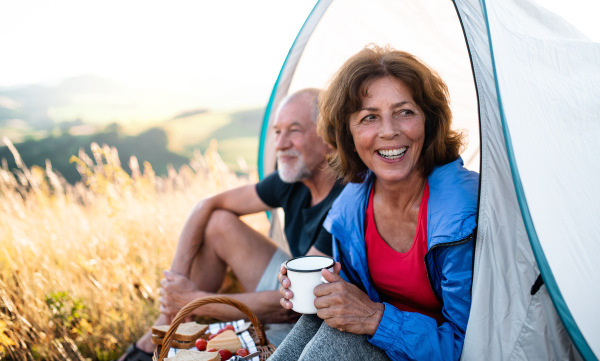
top-left (285, 255), bottom-right (335, 273)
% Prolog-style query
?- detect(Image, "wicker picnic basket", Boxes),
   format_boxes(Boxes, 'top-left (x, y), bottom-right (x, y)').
top-left (153, 295), bottom-right (276, 361)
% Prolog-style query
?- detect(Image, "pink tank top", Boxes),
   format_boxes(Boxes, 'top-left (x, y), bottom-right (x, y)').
top-left (365, 181), bottom-right (444, 324)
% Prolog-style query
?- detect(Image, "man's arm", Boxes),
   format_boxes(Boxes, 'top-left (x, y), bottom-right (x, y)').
top-left (186, 289), bottom-right (298, 323)
top-left (170, 184), bottom-right (271, 277)
top-left (161, 244), bottom-right (323, 323)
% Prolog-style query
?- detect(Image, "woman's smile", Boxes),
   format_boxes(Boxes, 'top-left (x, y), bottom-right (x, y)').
top-left (377, 147), bottom-right (407, 160)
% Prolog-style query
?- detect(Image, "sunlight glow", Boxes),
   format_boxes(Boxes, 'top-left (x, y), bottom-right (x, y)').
top-left (0, 0), bottom-right (318, 110)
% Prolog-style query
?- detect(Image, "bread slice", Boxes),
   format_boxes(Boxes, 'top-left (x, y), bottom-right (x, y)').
top-left (150, 334), bottom-right (195, 349)
top-left (165, 350), bottom-right (221, 361)
top-left (206, 330), bottom-right (242, 353)
top-left (152, 322), bottom-right (208, 341)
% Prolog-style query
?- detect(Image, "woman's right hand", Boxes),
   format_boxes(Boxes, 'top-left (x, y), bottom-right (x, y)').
top-left (315, 265), bottom-right (384, 336)
top-left (278, 262), bottom-right (294, 309)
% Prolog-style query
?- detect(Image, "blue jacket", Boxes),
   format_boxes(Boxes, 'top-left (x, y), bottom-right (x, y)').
top-left (323, 158), bottom-right (479, 361)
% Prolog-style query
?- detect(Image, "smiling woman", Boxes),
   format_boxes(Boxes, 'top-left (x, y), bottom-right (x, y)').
top-left (272, 45), bottom-right (479, 361)
top-left (318, 48), bottom-right (464, 185)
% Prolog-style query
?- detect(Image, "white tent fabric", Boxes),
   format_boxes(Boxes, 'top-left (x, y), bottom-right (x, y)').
top-left (457, 0), bottom-right (596, 359)
top-left (483, 1), bottom-right (600, 357)
top-left (258, 0), bottom-right (600, 359)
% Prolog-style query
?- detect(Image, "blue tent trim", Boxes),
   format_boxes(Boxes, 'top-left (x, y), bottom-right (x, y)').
top-left (480, 0), bottom-right (597, 359)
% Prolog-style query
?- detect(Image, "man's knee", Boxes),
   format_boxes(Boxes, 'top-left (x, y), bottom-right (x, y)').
top-left (204, 209), bottom-right (240, 241)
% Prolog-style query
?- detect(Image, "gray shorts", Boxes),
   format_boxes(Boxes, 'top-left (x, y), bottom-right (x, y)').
top-left (254, 248), bottom-right (294, 347)
top-left (255, 248), bottom-right (291, 292)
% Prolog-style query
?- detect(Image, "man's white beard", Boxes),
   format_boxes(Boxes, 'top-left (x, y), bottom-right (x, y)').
top-left (277, 150), bottom-right (312, 183)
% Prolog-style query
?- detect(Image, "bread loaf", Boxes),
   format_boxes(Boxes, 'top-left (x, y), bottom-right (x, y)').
top-left (164, 350), bottom-right (221, 361)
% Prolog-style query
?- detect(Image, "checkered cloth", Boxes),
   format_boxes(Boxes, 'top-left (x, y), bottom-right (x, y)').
top-left (167, 319), bottom-right (258, 361)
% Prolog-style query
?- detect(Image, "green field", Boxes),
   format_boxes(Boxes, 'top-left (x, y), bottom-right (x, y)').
top-left (0, 74), bottom-right (266, 182)
top-left (0, 107), bottom-right (265, 183)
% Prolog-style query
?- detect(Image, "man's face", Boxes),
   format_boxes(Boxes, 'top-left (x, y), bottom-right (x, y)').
top-left (273, 94), bottom-right (328, 183)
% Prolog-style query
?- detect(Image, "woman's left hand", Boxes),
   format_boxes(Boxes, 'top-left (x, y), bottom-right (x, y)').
top-left (314, 267), bottom-right (385, 336)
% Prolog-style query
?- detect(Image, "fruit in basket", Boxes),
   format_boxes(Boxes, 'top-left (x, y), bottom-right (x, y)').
top-left (220, 324), bottom-right (235, 333)
top-left (218, 349), bottom-right (233, 360)
top-left (235, 348), bottom-right (249, 357)
top-left (195, 338), bottom-right (208, 351)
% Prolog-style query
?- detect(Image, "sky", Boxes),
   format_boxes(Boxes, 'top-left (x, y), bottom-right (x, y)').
top-left (0, 0), bottom-right (319, 111)
top-left (0, 0), bottom-right (596, 115)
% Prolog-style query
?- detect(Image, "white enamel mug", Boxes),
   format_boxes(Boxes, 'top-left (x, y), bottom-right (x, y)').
top-left (285, 255), bottom-right (335, 314)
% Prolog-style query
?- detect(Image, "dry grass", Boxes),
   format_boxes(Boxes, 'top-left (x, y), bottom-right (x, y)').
top-left (0, 137), bottom-right (269, 360)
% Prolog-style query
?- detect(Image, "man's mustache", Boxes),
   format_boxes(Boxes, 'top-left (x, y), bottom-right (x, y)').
top-left (277, 150), bottom-right (302, 159)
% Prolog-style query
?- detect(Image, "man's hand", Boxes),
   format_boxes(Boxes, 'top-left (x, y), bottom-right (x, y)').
top-left (159, 271), bottom-right (202, 316)
top-left (314, 267), bottom-right (384, 336)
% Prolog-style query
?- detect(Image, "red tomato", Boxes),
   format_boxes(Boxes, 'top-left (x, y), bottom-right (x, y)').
top-left (235, 348), bottom-right (249, 357)
top-left (208, 333), bottom-right (218, 340)
top-left (195, 338), bottom-right (207, 351)
top-left (207, 348), bottom-right (217, 352)
top-left (218, 349), bottom-right (233, 360)
top-left (217, 324), bottom-right (235, 334)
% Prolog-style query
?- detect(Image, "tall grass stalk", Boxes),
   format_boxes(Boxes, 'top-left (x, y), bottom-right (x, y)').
top-left (0, 137), bottom-right (268, 360)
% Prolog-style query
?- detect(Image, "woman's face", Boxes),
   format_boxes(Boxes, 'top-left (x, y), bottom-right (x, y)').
top-left (349, 76), bottom-right (426, 185)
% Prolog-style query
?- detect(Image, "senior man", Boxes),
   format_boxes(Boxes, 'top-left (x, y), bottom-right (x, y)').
top-left (119, 88), bottom-right (344, 361)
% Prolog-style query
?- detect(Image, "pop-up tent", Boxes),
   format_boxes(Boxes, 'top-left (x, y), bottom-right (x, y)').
top-left (257, 0), bottom-right (600, 360)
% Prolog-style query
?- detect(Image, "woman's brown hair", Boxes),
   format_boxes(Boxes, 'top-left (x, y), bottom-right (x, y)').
top-left (317, 45), bottom-right (465, 183)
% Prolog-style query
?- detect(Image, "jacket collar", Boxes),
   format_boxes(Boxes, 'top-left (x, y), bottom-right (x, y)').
top-left (324, 157), bottom-right (479, 249)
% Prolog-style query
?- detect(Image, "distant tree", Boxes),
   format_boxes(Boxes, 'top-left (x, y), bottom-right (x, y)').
top-left (0, 126), bottom-right (188, 185)
top-left (137, 127), bottom-right (168, 149)
top-left (104, 122), bottom-right (122, 134)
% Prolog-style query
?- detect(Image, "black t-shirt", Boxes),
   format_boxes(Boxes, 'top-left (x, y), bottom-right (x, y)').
top-left (255, 171), bottom-right (344, 257)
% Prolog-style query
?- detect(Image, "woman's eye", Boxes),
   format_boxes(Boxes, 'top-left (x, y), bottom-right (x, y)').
top-left (399, 109), bottom-right (414, 116)
top-left (361, 114), bottom-right (377, 123)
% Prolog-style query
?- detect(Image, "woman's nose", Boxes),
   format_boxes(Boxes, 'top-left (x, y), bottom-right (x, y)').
top-left (379, 116), bottom-right (399, 139)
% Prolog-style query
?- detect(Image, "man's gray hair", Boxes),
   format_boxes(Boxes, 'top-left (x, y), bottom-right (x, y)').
top-left (277, 88), bottom-right (321, 123)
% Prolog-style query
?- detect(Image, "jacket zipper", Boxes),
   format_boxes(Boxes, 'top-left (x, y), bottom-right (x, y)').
top-left (424, 233), bottom-right (474, 305)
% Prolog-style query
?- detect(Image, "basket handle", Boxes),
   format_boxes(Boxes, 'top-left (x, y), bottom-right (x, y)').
top-left (154, 295), bottom-right (269, 361)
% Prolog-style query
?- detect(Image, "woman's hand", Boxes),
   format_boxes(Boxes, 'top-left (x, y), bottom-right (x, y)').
top-left (315, 267), bottom-right (385, 336)
top-left (277, 261), bottom-right (343, 310)
top-left (278, 263), bottom-right (294, 309)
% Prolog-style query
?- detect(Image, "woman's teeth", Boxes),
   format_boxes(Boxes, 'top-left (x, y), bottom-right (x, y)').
top-left (378, 148), bottom-right (406, 159)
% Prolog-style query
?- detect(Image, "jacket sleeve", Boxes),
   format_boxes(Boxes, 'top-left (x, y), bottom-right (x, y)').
top-left (367, 237), bottom-right (474, 361)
